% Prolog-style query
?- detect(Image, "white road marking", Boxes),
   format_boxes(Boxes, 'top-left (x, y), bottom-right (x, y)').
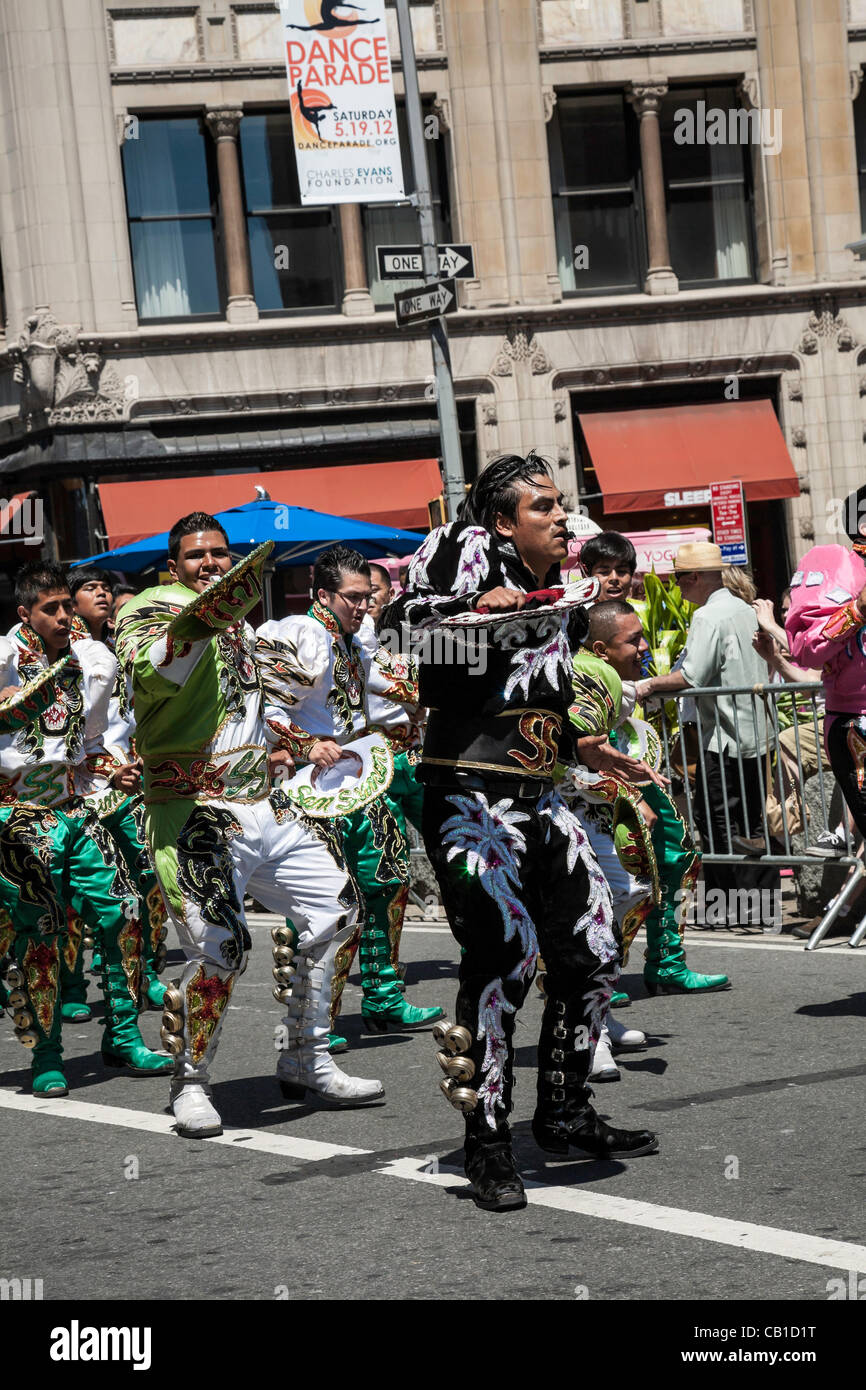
top-left (0, 1089), bottom-right (367, 1160)
top-left (376, 1158), bottom-right (866, 1273)
top-left (403, 925), bottom-right (864, 954)
top-left (4, 1086), bottom-right (864, 1274)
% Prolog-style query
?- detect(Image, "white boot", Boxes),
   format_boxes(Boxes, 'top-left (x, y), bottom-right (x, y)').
top-left (276, 939), bottom-right (384, 1108)
top-left (607, 1014), bottom-right (646, 1050)
top-left (170, 1079), bottom-right (223, 1138)
top-left (589, 1025), bottom-right (620, 1082)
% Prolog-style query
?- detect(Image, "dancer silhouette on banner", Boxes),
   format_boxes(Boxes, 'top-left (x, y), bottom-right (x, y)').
top-left (288, 1), bottom-right (378, 33)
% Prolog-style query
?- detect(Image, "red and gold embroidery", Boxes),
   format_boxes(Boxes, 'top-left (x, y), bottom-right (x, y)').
top-left (21, 937), bottom-right (60, 1035)
top-left (63, 909), bottom-right (84, 974)
top-left (821, 600), bottom-right (864, 642)
top-left (0, 908), bottom-right (15, 961)
top-left (186, 965), bottom-right (234, 1064)
top-left (508, 711), bottom-right (561, 774)
top-left (117, 918), bottom-right (143, 1004)
top-left (386, 884), bottom-right (409, 969)
top-left (266, 717), bottom-right (318, 761)
top-left (621, 895), bottom-right (653, 968)
top-left (847, 721), bottom-right (866, 792)
top-left (330, 925), bottom-right (361, 1022)
top-left (145, 885), bottom-right (167, 954)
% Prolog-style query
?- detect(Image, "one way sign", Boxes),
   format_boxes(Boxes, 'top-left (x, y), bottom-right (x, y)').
top-left (394, 278), bottom-right (456, 327)
top-left (377, 243), bottom-right (475, 280)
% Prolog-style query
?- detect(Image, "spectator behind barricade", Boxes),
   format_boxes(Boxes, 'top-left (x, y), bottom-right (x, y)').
top-left (573, 529), bottom-right (664, 788)
top-left (635, 541), bottom-right (781, 930)
top-left (579, 530), bottom-right (637, 601)
top-left (753, 589), bottom-right (846, 865)
top-left (786, 483), bottom-right (866, 869)
top-left (722, 565), bottom-right (757, 605)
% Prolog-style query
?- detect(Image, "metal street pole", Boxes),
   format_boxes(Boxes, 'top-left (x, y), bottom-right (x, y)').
top-left (394, 0), bottom-right (465, 522)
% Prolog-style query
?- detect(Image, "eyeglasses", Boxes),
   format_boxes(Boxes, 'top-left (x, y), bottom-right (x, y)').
top-left (334, 591), bottom-right (372, 609)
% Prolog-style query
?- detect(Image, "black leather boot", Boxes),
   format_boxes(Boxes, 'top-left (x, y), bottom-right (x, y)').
top-left (464, 1115), bottom-right (527, 1212)
top-left (532, 996), bottom-right (658, 1160)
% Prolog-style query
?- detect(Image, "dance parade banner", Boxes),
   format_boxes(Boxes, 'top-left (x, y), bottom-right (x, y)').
top-left (278, 0), bottom-right (405, 205)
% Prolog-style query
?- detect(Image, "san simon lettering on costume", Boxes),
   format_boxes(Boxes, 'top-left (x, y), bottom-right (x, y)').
top-left (279, 0), bottom-right (404, 205)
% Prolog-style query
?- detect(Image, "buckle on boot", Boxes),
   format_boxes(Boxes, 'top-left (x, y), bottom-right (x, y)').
top-left (545, 1070), bottom-right (566, 1086)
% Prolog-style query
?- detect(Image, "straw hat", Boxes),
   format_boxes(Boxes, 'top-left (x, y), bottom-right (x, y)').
top-left (674, 540), bottom-right (724, 572)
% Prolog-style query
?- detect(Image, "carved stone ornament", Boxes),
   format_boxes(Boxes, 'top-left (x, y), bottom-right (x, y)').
top-left (799, 297), bottom-right (858, 354)
top-left (738, 72), bottom-right (760, 111)
top-left (482, 402), bottom-right (498, 426)
top-left (787, 376), bottom-right (803, 401)
top-left (490, 329), bottom-right (553, 377)
top-left (8, 310), bottom-right (126, 430)
top-left (553, 396), bottom-right (567, 422)
top-left (431, 94), bottom-right (451, 133)
top-left (791, 428), bottom-right (807, 448)
top-left (541, 87), bottom-right (558, 123)
top-left (205, 108), bottom-right (243, 142)
top-left (799, 517), bottom-right (815, 540)
top-left (851, 67), bottom-right (863, 102)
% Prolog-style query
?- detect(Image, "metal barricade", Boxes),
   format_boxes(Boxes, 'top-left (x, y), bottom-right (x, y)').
top-left (649, 681), bottom-right (866, 950)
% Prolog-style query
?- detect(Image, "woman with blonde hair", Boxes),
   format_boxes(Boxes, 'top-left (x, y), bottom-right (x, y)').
top-left (722, 564), bottom-right (757, 605)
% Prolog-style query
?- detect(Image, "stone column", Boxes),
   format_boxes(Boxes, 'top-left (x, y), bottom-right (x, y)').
top-left (205, 108), bottom-right (258, 324)
top-left (627, 81), bottom-right (678, 296)
top-left (339, 204), bottom-right (374, 316)
top-left (0, 0), bottom-right (137, 331)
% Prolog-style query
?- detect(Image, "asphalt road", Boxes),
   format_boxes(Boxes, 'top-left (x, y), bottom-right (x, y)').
top-left (1, 914), bottom-right (865, 1305)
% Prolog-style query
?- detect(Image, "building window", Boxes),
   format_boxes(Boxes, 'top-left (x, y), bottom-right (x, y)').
top-left (122, 116), bottom-right (223, 320)
top-left (239, 113), bottom-right (342, 313)
top-left (660, 87), bottom-right (756, 287)
top-left (362, 102), bottom-right (452, 307)
top-left (548, 92), bottom-right (646, 295)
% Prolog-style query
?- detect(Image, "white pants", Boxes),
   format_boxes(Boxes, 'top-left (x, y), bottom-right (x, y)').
top-left (152, 797), bottom-right (358, 1080)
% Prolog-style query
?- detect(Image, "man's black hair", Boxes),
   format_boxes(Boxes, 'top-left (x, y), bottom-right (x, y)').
top-left (113, 583), bottom-right (138, 599)
top-left (580, 531), bottom-right (637, 575)
top-left (167, 513), bottom-right (230, 563)
top-left (15, 561), bottom-right (69, 611)
top-left (368, 562), bottom-right (392, 587)
top-left (587, 598), bottom-right (638, 647)
top-left (313, 546), bottom-right (371, 596)
top-left (461, 451), bottom-right (555, 534)
top-left (68, 566), bottom-right (113, 600)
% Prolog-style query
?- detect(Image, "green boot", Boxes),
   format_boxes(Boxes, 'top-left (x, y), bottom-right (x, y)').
top-left (98, 923), bottom-right (173, 1074)
top-left (644, 925), bottom-right (730, 995)
top-left (59, 915), bottom-right (92, 1023)
top-left (8, 941), bottom-right (68, 1095)
top-left (359, 901), bottom-right (443, 1033)
top-left (328, 1032), bottom-right (349, 1053)
top-left (611, 990), bottom-right (630, 1008)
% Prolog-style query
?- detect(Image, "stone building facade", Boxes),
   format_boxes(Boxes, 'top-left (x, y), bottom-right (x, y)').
top-left (2, 0), bottom-right (866, 601)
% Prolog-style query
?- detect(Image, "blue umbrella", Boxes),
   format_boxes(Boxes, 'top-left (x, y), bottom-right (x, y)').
top-left (70, 497), bottom-right (425, 618)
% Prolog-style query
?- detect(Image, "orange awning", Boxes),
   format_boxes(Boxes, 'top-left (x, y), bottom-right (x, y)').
top-left (98, 460), bottom-right (441, 548)
top-left (578, 400), bottom-right (800, 513)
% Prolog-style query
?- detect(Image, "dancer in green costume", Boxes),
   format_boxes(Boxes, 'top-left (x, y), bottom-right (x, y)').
top-left (0, 563), bottom-right (171, 1095)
